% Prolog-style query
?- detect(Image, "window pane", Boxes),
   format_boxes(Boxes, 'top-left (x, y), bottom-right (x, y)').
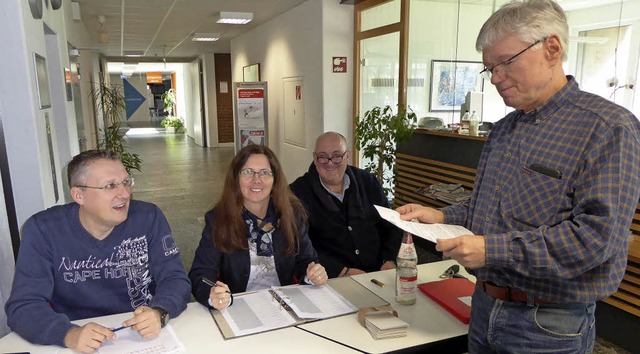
top-left (361, 0), bottom-right (401, 32)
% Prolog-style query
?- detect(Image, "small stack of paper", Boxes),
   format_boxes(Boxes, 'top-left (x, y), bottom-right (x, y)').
top-left (364, 311), bottom-right (409, 340)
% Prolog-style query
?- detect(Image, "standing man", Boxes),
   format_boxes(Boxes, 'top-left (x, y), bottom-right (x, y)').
top-left (290, 132), bottom-right (402, 278)
top-left (5, 150), bottom-right (191, 353)
top-left (398, 0), bottom-right (640, 352)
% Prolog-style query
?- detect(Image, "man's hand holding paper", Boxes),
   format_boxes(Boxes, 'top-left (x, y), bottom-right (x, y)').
top-left (374, 205), bottom-right (472, 243)
top-left (381, 204), bottom-right (485, 269)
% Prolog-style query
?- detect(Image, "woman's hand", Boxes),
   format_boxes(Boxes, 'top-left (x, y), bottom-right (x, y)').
top-left (209, 280), bottom-right (232, 310)
top-left (306, 262), bottom-right (328, 286)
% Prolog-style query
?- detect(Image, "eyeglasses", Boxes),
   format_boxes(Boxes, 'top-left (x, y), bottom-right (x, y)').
top-left (76, 177), bottom-right (135, 191)
top-left (479, 39), bottom-right (545, 81)
top-left (314, 151), bottom-right (347, 165)
top-left (239, 168), bottom-right (274, 180)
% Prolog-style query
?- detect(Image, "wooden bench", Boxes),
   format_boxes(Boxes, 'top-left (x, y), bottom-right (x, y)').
top-left (393, 151), bottom-right (640, 318)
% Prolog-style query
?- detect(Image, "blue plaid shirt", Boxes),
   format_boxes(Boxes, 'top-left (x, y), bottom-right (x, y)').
top-left (443, 77), bottom-right (640, 303)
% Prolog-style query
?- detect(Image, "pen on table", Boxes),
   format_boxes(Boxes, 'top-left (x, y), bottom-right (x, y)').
top-left (202, 277), bottom-right (231, 293)
top-left (371, 279), bottom-right (385, 288)
top-left (112, 325), bottom-right (132, 332)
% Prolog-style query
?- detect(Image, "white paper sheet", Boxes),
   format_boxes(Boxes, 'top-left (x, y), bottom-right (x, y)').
top-left (220, 289), bottom-right (297, 337)
top-left (97, 324), bottom-right (184, 354)
top-left (273, 284), bottom-right (357, 320)
top-left (374, 205), bottom-right (473, 243)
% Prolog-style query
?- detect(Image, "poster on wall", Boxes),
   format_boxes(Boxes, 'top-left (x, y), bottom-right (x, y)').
top-left (429, 60), bottom-right (484, 112)
top-left (234, 82), bottom-right (268, 153)
top-left (240, 129), bottom-right (266, 147)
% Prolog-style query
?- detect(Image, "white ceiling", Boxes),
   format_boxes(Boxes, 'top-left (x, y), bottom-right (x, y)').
top-left (74, 0), bottom-right (309, 59)
top-left (75, 0), bottom-right (625, 72)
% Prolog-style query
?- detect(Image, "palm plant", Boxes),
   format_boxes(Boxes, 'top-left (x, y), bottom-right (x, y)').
top-left (89, 81), bottom-right (142, 174)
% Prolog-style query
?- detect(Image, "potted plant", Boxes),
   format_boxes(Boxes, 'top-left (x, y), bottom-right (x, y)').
top-left (159, 88), bottom-right (184, 133)
top-left (354, 104), bottom-right (417, 197)
top-left (160, 116), bottom-right (185, 133)
top-left (161, 88), bottom-right (176, 117)
top-left (89, 81), bottom-right (142, 174)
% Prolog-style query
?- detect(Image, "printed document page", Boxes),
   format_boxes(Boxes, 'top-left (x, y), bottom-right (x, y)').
top-left (374, 205), bottom-right (472, 243)
top-left (273, 284), bottom-right (357, 320)
top-left (96, 324), bottom-right (184, 354)
top-left (219, 290), bottom-right (297, 337)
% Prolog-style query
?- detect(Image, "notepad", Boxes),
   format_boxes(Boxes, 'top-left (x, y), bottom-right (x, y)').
top-left (418, 278), bottom-right (475, 324)
top-left (364, 311), bottom-right (409, 340)
top-left (211, 284), bottom-right (357, 338)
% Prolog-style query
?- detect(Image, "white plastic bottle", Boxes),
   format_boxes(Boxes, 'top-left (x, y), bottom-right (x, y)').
top-left (396, 232), bottom-right (418, 305)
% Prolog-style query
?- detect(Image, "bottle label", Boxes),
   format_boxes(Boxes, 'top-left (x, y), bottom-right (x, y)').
top-left (396, 274), bottom-right (417, 301)
top-left (398, 243), bottom-right (417, 259)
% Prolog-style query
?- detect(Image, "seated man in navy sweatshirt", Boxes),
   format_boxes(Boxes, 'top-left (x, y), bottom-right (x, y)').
top-left (290, 132), bottom-right (402, 278)
top-left (5, 150), bottom-right (191, 353)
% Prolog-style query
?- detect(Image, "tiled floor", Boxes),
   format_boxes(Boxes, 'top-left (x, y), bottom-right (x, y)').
top-left (125, 129), bottom-right (628, 354)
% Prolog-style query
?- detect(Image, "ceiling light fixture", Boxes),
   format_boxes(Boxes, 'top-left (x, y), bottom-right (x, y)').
top-left (192, 33), bottom-right (221, 42)
top-left (216, 11), bottom-right (253, 24)
top-left (123, 50), bottom-right (145, 57)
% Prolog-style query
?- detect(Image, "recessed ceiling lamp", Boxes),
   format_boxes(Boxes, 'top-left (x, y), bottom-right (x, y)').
top-left (123, 50), bottom-right (145, 57)
top-left (192, 33), bottom-right (221, 42)
top-left (216, 11), bottom-right (253, 24)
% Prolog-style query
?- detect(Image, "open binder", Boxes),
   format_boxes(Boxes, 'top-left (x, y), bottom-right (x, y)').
top-left (418, 278), bottom-right (475, 324)
top-left (211, 283), bottom-right (361, 339)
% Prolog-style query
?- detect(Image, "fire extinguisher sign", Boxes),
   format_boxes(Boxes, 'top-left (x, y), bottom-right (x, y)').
top-left (332, 57), bottom-right (347, 73)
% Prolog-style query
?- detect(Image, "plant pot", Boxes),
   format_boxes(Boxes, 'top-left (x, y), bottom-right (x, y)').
top-left (165, 127), bottom-right (175, 133)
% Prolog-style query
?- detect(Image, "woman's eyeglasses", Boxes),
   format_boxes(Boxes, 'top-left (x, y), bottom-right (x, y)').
top-left (239, 169), bottom-right (274, 180)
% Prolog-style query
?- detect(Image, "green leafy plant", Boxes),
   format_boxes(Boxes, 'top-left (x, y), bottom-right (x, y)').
top-left (355, 104), bottom-right (417, 196)
top-left (89, 81), bottom-right (142, 174)
top-left (161, 88), bottom-right (176, 116)
top-left (160, 116), bottom-right (185, 132)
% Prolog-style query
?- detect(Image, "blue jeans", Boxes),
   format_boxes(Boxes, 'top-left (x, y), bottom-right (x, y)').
top-left (468, 284), bottom-right (596, 354)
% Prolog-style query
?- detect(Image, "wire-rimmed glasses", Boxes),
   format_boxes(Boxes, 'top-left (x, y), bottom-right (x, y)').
top-left (76, 177), bottom-right (135, 191)
top-left (239, 168), bottom-right (274, 180)
top-left (479, 38), bottom-right (545, 81)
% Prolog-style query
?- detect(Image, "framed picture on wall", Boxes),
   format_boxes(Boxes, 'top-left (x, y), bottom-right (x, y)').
top-left (33, 53), bottom-right (51, 109)
top-left (243, 63), bottom-right (261, 82)
top-left (429, 60), bottom-right (483, 112)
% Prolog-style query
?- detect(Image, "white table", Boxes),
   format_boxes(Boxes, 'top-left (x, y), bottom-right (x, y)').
top-left (0, 302), bottom-right (360, 354)
top-left (298, 259), bottom-right (475, 353)
top-left (0, 260), bottom-right (472, 354)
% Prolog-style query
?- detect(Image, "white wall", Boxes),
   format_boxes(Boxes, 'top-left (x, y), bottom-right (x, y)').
top-left (0, 0), bottom-right (93, 338)
top-left (202, 53), bottom-right (219, 147)
top-left (231, 0), bottom-right (353, 181)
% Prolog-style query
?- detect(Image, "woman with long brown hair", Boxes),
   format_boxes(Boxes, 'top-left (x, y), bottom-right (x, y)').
top-left (189, 144), bottom-right (327, 310)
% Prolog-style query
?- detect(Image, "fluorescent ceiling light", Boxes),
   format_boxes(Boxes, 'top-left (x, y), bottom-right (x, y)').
top-left (192, 33), bottom-right (220, 42)
top-left (216, 11), bottom-right (253, 24)
top-left (123, 50), bottom-right (144, 57)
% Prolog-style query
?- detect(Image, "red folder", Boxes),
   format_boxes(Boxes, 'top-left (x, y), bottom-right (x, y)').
top-left (418, 278), bottom-right (475, 324)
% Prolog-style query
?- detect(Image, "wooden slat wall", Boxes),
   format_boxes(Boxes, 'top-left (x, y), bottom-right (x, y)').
top-left (394, 152), bottom-right (640, 317)
top-left (602, 203), bottom-right (640, 317)
top-left (393, 152), bottom-right (476, 209)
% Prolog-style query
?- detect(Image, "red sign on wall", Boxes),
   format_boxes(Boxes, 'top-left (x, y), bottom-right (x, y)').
top-left (333, 57), bottom-right (347, 73)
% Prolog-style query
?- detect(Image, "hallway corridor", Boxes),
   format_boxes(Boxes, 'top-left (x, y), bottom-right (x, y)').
top-left (126, 129), bottom-right (234, 270)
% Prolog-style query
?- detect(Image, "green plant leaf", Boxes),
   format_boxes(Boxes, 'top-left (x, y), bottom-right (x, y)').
top-left (355, 104), bottom-right (416, 197)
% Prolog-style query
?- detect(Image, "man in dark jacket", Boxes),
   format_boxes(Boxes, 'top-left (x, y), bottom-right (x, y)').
top-left (290, 132), bottom-right (402, 278)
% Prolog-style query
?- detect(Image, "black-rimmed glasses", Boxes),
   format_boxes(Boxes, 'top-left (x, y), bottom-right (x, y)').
top-left (239, 168), bottom-right (274, 180)
top-left (76, 177), bottom-right (135, 191)
top-left (314, 151), bottom-right (347, 165)
top-left (479, 39), bottom-right (545, 81)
